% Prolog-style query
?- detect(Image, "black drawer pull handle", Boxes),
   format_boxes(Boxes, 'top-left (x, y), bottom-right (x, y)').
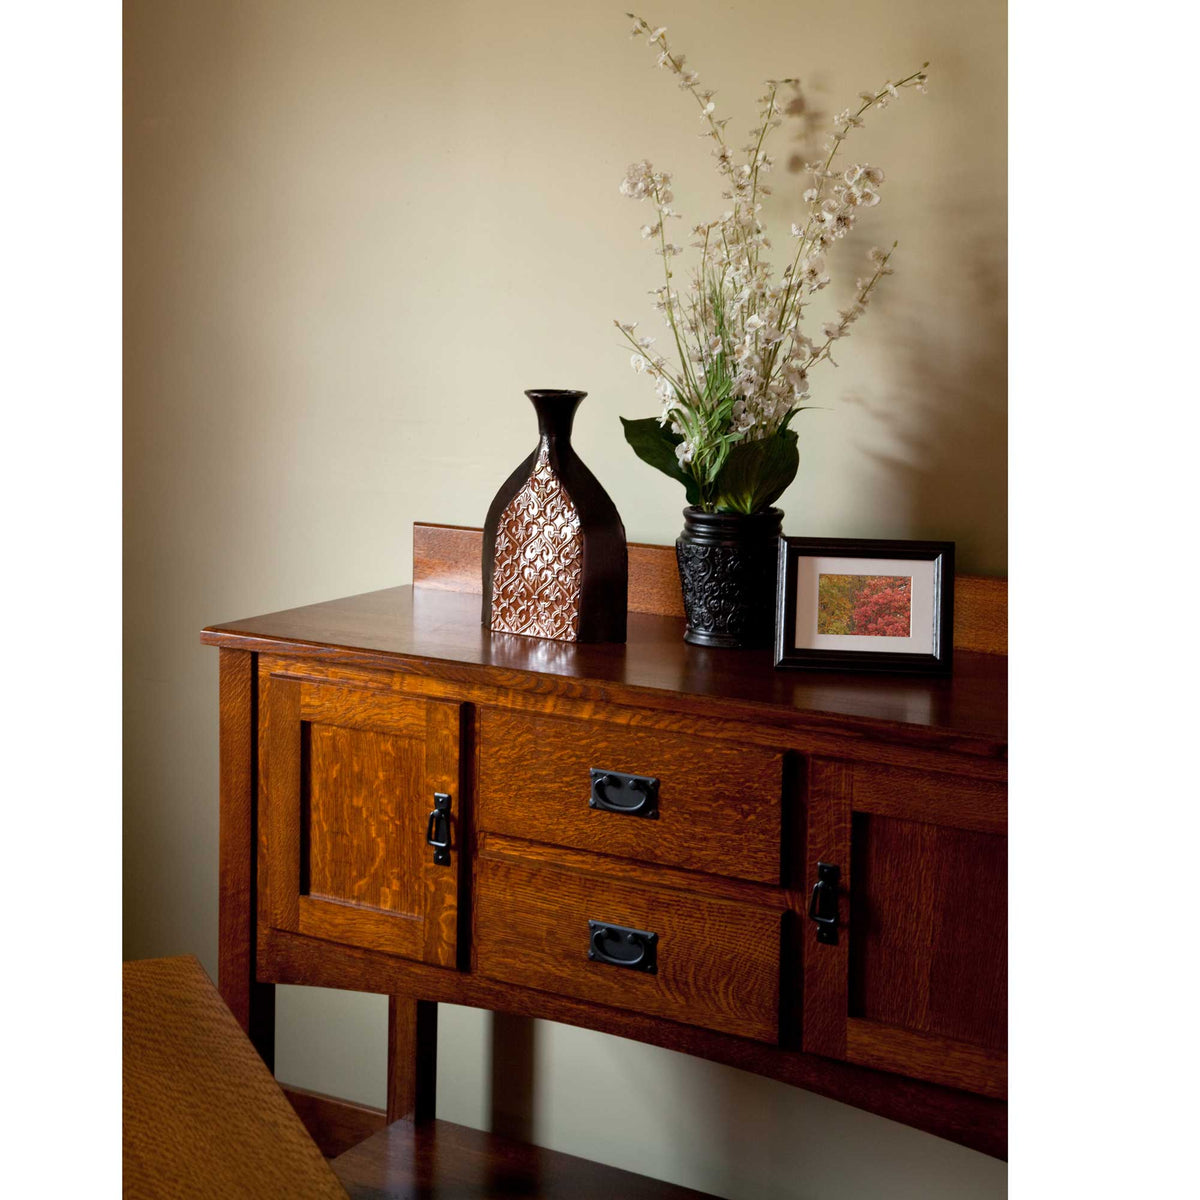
top-left (589, 768), bottom-right (660, 819)
top-left (587, 920), bottom-right (658, 973)
top-left (425, 793), bottom-right (451, 866)
top-left (808, 861), bottom-right (840, 945)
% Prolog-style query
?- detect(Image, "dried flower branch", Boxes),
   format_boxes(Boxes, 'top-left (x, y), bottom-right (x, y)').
top-left (617, 12), bottom-right (928, 513)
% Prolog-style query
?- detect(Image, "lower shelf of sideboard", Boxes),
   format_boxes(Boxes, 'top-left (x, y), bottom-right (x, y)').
top-left (332, 1116), bottom-right (720, 1200)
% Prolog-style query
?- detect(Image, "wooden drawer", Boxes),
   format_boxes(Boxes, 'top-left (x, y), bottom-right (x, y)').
top-left (477, 708), bottom-right (784, 885)
top-left (474, 852), bottom-right (782, 1043)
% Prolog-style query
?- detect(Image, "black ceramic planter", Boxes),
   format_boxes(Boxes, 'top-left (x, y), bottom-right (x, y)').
top-left (675, 507), bottom-right (783, 648)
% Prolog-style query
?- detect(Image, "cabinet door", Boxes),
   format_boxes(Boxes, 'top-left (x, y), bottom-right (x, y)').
top-left (259, 667), bottom-right (462, 968)
top-left (803, 760), bottom-right (1007, 1099)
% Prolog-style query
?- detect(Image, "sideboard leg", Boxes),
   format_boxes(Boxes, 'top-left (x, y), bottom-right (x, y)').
top-left (217, 647), bottom-right (275, 1069)
top-left (490, 1012), bottom-right (536, 1142)
top-left (388, 997), bottom-right (438, 1123)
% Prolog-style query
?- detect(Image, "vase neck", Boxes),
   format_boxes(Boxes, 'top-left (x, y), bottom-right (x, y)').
top-left (526, 389), bottom-right (585, 446)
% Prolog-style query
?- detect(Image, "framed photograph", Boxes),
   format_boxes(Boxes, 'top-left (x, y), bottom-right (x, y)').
top-left (774, 537), bottom-right (955, 674)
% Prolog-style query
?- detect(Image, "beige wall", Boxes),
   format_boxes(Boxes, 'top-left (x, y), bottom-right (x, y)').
top-left (124, 1), bottom-right (1006, 1196)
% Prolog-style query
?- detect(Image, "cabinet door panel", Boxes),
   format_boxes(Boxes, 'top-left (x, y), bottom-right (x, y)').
top-left (803, 758), bottom-right (1007, 1099)
top-left (260, 665), bottom-right (461, 968)
top-left (306, 723), bottom-right (424, 914)
top-left (849, 814), bottom-right (1006, 1050)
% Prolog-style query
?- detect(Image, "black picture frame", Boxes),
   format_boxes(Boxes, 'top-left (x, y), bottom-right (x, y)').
top-left (774, 537), bottom-right (955, 674)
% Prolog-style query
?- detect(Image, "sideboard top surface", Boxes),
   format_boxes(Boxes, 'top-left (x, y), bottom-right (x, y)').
top-left (202, 585), bottom-right (1007, 752)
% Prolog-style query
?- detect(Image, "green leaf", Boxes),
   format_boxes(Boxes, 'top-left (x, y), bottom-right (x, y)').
top-left (780, 404), bottom-right (824, 431)
top-left (711, 428), bottom-right (800, 514)
top-left (620, 416), bottom-right (701, 506)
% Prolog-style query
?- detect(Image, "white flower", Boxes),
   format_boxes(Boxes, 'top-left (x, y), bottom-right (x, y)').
top-left (640, 222), bottom-right (660, 239)
top-left (822, 322), bottom-right (843, 340)
top-left (619, 160), bottom-right (654, 200)
top-left (701, 101), bottom-right (715, 116)
top-left (631, 354), bottom-right (648, 373)
top-left (648, 26), bottom-right (667, 44)
top-left (675, 439), bottom-right (695, 465)
top-left (802, 188), bottom-right (818, 203)
top-left (782, 363), bottom-right (810, 396)
top-left (637, 336), bottom-right (656, 348)
top-left (790, 222), bottom-right (804, 237)
top-left (799, 255), bottom-right (828, 288)
top-left (745, 314), bottom-right (766, 333)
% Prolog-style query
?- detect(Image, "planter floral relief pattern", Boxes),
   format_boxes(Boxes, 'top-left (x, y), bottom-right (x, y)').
top-left (675, 507), bottom-right (782, 647)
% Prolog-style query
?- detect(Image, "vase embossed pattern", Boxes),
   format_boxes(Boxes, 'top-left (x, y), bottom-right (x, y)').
top-left (482, 390), bottom-right (627, 644)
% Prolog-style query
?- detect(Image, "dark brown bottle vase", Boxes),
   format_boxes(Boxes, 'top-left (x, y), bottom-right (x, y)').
top-left (482, 390), bottom-right (628, 644)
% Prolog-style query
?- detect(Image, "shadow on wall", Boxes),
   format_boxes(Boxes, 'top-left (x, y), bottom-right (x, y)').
top-left (782, 78), bottom-right (829, 174)
top-left (846, 237), bottom-right (1007, 577)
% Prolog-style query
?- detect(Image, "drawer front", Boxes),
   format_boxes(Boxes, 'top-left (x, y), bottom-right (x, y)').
top-left (474, 854), bottom-right (782, 1042)
top-left (477, 709), bottom-right (784, 884)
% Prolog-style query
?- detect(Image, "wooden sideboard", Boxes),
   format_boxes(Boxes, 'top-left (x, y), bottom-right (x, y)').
top-left (202, 523), bottom-right (1008, 1172)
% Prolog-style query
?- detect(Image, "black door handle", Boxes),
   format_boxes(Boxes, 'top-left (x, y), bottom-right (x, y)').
top-left (426, 792), bottom-right (451, 865)
top-left (808, 861), bottom-right (840, 944)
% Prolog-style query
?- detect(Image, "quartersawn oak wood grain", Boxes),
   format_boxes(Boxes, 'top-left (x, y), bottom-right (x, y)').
top-left (217, 648), bottom-right (275, 1066)
top-left (307, 722), bottom-right (424, 915)
top-left (802, 759), bottom-right (853, 1060)
top-left (204, 586), bottom-right (1008, 756)
top-left (845, 1021), bottom-right (1007, 1100)
top-left (259, 924), bottom-right (1007, 1159)
top-left (477, 707), bottom-right (784, 885)
top-left (203, 540), bottom-right (1008, 1163)
top-left (255, 649), bottom-right (1007, 781)
top-left (124, 956), bottom-right (344, 1198)
top-left (806, 757), bottom-right (1008, 1099)
top-left (473, 854), bottom-right (783, 1043)
top-left (260, 666), bottom-right (462, 968)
